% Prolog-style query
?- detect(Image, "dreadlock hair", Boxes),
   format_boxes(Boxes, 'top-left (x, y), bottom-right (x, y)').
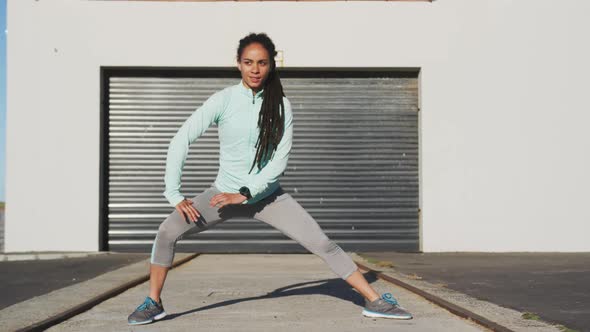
top-left (237, 33), bottom-right (286, 175)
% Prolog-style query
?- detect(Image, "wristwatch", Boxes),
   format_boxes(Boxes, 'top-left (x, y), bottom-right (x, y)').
top-left (239, 186), bottom-right (252, 200)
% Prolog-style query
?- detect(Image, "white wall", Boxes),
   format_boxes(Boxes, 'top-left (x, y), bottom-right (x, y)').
top-left (6, 0), bottom-right (590, 252)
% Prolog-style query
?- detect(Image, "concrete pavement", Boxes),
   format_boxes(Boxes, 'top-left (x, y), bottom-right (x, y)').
top-left (46, 254), bottom-right (489, 332)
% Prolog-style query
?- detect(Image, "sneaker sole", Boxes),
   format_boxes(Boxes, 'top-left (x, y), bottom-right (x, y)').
top-left (362, 309), bottom-right (413, 320)
top-left (128, 311), bottom-right (167, 325)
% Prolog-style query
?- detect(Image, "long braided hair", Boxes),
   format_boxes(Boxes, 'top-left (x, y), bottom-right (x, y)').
top-left (237, 33), bottom-right (287, 174)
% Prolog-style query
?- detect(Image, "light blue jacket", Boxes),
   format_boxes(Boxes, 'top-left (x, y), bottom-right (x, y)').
top-left (163, 80), bottom-right (293, 207)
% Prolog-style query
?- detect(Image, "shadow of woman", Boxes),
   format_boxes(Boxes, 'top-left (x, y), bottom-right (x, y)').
top-left (162, 270), bottom-right (379, 321)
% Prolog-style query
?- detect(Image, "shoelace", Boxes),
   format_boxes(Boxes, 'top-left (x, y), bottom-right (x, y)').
top-left (381, 293), bottom-right (399, 306)
top-left (136, 297), bottom-right (155, 312)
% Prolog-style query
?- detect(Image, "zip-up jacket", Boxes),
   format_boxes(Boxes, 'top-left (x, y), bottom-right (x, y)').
top-left (163, 79), bottom-right (293, 207)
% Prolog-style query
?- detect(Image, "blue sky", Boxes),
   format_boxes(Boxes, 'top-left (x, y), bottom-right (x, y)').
top-left (0, 0), bottom-right (6, 202)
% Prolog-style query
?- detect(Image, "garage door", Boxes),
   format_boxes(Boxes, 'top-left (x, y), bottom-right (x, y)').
top-left (103, 69), bottom-right (420, 253)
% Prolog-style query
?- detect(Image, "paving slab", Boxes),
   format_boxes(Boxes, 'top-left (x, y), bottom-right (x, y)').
top-left (48, 254), bottom-right (490, 332)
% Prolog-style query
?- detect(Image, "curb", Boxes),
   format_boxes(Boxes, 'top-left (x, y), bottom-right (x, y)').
top-left (0, 252), bottom-right (109, 262)
top-left (1, 253), bottom-right (199, 332)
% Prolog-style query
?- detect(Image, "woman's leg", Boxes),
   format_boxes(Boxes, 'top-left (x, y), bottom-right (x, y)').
top-left (344, 270), bottom-right (380, 302)
top-left (148, 185), bottom-right (238, 302)
top-left (252, 188), bottom-right (380, 302)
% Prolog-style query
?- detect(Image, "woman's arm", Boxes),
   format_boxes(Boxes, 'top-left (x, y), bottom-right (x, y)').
top-left (163, 90), bottom-right (225, 207)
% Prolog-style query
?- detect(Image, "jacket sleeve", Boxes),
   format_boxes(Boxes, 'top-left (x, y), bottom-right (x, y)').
top-left (242, 97), bottom-right (293, 203)
top-left (163, 90), bottom-right (225, 207)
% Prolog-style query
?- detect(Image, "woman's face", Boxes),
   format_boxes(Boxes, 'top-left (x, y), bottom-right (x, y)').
top-left (237, 42), bottom-right (272, 93)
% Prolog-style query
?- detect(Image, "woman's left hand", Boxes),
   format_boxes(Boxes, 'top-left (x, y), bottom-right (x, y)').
top-left (210, 193), bottom-right (247, 208)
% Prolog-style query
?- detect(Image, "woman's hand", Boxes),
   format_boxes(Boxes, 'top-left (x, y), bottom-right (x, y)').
top-left (175, 199), bottom-right (201, 223)
top-left (210, 193), bottom-right (247, 209)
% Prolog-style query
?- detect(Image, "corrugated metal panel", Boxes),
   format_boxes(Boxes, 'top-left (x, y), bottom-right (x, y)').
top-left (107, 74), bottom-right (419, 253)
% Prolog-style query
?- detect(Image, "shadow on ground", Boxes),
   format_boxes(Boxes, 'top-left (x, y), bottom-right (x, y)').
top-left (163, 271), bottom-right (378, 321)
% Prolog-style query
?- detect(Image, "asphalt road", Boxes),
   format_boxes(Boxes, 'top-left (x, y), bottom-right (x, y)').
top-left (358, 252), bottom-right (590, 332)
top-left (0, 252), bottom-right (149, 310)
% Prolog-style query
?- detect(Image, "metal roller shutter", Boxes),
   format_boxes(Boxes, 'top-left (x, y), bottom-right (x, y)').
top-left (103, 70), bottom-right (419, 253)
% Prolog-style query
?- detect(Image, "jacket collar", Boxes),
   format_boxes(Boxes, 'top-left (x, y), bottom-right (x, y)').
top-left (237, 79), bottom-right (264, 99)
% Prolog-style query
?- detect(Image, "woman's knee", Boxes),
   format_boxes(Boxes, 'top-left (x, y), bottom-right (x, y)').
top-left (156, 220), bottom-right (182, 244)
top-left (310, 236), bottom-right (340, 256)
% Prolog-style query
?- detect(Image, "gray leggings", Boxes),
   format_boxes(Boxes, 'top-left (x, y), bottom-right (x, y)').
top-left (150, 184), bottom-right (358, 280)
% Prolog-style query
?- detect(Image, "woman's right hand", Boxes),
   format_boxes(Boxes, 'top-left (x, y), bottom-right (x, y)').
top-left (175, 198), bottom-right (201, 223)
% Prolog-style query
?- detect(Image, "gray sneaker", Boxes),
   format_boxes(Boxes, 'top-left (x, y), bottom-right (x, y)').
top-left (362, 293), bottom-right (413, 320)
top-left (128, 296), bottom-right (167, 325)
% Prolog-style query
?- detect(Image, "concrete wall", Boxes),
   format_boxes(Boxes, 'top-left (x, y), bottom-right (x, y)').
top-left (5, 0), bottom-right (590, 252)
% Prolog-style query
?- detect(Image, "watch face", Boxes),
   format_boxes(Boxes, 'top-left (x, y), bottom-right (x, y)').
top-left (240, 187), bottom-right (251, 198)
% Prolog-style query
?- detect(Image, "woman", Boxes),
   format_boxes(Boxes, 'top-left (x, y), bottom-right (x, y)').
top-left (128, 32), bottom-right (413, 325)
